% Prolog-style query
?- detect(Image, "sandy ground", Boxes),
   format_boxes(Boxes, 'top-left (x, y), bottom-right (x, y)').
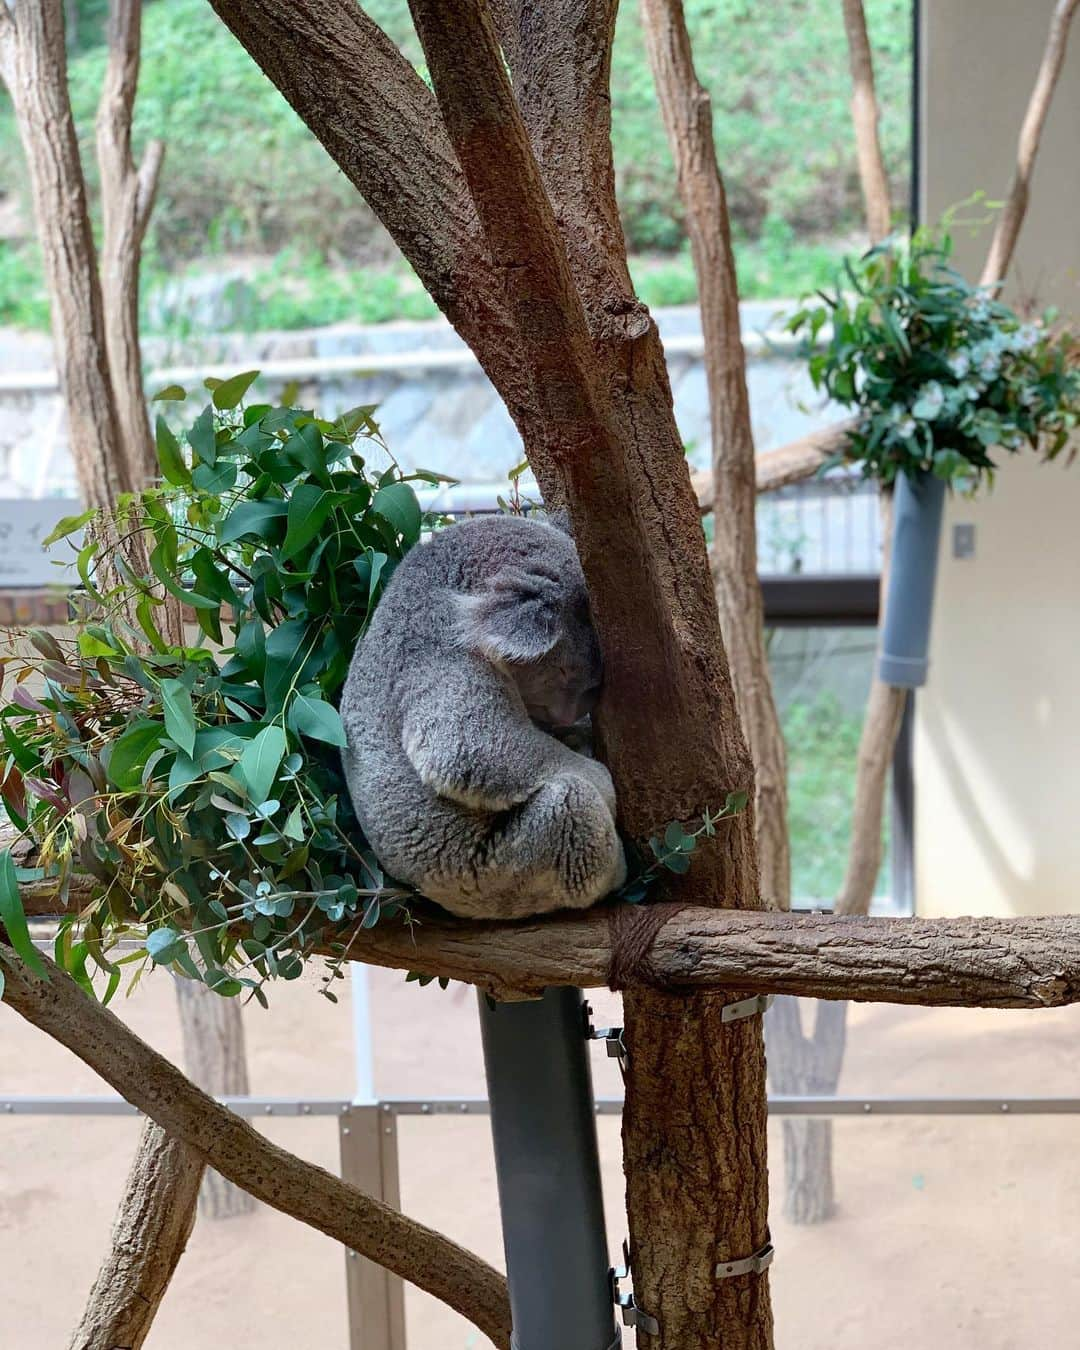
top-left (3, 967), bottom-right (1080, 1349)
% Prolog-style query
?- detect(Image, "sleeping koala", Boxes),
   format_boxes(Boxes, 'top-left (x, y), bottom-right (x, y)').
top-left (339, 515), bottom-right (626, 920)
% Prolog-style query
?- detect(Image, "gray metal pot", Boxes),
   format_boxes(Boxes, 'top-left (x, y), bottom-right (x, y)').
top-left (877, 470), bottom-right (948, 688)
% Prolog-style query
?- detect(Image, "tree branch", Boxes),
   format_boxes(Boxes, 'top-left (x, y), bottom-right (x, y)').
top-left (0, 0), bottom-right (131, 507)
top-left (840, 0), bottom-right (892, 244)
top-left (22, 892), bottom-right (1080, 1008)
top-left (96, 0), bottom-right (159, 488)
top-left (68, 1122), bottom-right (203, 1350)
top-left (1, 944), bottom-right (513, 1350)
top-left (981, 0), bottom-right (1080, 287)
top-left (691, 419), bottom-right (858, 511)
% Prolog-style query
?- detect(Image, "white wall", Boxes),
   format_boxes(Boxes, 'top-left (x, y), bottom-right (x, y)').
top-left (916, 0), bottom-right (1080, 915)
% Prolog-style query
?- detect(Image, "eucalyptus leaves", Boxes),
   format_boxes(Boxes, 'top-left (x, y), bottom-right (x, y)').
top-left (788, 227), bottom-right (1080, 487)
top-left (0, 380), bottom-right (445, 1003)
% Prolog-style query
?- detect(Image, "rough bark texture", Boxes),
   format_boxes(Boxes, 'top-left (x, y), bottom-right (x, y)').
top-left (641, 0), bottom-right (790, 915)
top-left (174, 978), bottom-right (255, 1219)
top-left (95, 0), bottom-right (163, 490)
top-left (445, 3), bottom-right (769, 1342)
top-left (841, 0), bottom-right (892, 244)
top-left (0, 0), bottom-right (130, 508)
top-left (68, 1121), bottom-right (204, 1350)
top-left (0, 945), bottom-right (513, 1350)
top-left (16, 901), bottom-right (1080, 1010)
top-left (981, 0), bottom-right (1080, 288)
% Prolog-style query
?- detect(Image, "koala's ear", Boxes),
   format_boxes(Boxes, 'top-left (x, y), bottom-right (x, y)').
top-left (454, 566), bottom-right (561, 664)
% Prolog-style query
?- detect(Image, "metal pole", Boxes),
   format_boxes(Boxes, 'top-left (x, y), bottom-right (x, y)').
top-left (340, 1105), bottom-right (407, 1350)
top-left (478, 986), bottom-right (620, 1350)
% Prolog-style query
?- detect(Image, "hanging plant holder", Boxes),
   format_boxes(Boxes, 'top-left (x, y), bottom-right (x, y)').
top-left (877, 471), bottom-right (948, 689)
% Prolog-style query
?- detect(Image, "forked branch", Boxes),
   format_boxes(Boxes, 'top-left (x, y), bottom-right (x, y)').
top-left (0, 945), bottom-right (513, 1350)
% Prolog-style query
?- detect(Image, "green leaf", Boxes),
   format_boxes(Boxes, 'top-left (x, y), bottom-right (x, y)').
top-left (188, 406), bottom-right (217, 466)
top-left (237, 724), bottom-right (287, 805)
top-left (148, 541), bottom-right (219, 610)
top-left (282, 804), bottom-right (305, 841)
top-left (168, 752), bottom-right (201, 803)
top-left (107, 720), bottom-right (165, 790)
top-left (281, 484), bottom-right (340, 561)
top-left (192, 459), bottom-right (238, 495)
top-left (218, 498), bottom-right (288, 545)
top-left (212, 370), bottom-right (260, 410)
top-left (287, 693), bottom-right (347, 747)
top-left (661, 852), bottom-right (692, 875)
top-left (724, 790), bottom-right (749, 815)
top-left (0, 849), bottom-right (47, 978)
top-left (42, 508), bottom-right (95, 548)
top-left (155, 417), bottom-right (191, 487)
top-left (161, 679), bottom-right (197, 758)
top-left (372, 482), bottom-right (422, 544)
top-left (152, 384), bottom-right (187, 402)
top-left (146, 927), bottom-right (184, 964)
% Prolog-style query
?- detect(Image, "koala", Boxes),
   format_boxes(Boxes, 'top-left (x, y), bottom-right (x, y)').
top-left (339, 514), bottom-right (626, 920)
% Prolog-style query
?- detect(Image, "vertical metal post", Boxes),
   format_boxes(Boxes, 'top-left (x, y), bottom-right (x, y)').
top-left (478, 986), bottom-right (620, 1350)
top-left (340, 1105), bottom-right (407, 1350)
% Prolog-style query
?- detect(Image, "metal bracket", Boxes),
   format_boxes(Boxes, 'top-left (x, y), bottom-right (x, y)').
top-left (611, 1241), bottom-right (659, 1336)
top-left (715, 1235), bottom-right (775, 1280)
top-left (584, 1003), bottom-right (628, 1076)
top-left (721, 994), bottom-right (775, 1024)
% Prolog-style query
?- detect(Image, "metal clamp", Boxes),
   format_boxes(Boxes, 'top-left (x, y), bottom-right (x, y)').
top-left (715, 1235), bottom-right (775, 1280)
top-left (720, 994), bottom-right (774, 1024)
top-left (611, 1241), bottom-right (659, 1336)
top-left (584, 1004), bottom-right (628, 1075)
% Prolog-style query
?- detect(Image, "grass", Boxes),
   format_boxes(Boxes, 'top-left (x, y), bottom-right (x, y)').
top-left (0, 0), bottom-right (911, 332)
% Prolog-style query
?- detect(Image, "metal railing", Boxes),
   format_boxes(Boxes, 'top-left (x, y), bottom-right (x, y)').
top-left (5, 1087), bottom-right (1080, 1350)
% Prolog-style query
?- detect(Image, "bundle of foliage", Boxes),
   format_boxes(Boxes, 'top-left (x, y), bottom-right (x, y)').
top-left (788, 227), bottom-right (1080, 487)
top-left (0, 377), bottom-right (447, 1004)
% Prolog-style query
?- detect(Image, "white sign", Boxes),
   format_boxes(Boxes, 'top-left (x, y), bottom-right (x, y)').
top-left (0, 498), bottom-right (82, 589)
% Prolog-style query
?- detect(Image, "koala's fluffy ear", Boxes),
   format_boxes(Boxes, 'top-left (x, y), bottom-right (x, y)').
top-left (455, 566), bottom-right (561, 664)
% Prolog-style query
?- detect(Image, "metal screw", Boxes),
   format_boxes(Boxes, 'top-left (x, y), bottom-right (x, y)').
top-left (863, 1103), bottom-right (873, 1114)
top-left (342, 1127), bottom-right (350, 1137)
top-left (384, 1126), bottom-right (393, 1135)
top-left (348, 1250), bottom-right (357, 1260)
top-left (421, 1103), bottom-right (431, 1114)
top-left (382, 1103), bottom-right (392, 1114)
top-left (265, 1105), bottom-right (274, 1115)
top-left (301, 1103), bottom-right (312, 1115)
top-left (1001, 1103), bottom-right (1010, 1113)
top-left (459, 1103), bottom-right (469, 1113)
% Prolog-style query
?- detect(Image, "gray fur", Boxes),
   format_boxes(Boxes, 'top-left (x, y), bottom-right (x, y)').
top-left (340, 515), bottom-right (626, 919)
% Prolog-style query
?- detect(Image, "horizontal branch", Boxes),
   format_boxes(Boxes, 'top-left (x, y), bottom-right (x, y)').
top-left (693, 418), bottom-right (857, 511)
top-left (0, 942), bottom-right (512, 1348)
top-left (22, 886), bottom-right (1080, 1008)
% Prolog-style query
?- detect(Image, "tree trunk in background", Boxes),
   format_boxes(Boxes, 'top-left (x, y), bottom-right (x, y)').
top-left (96, 0), bottom-right (164, 490)
top-left (841, 0), bottom-right (893, 243)
top-left (174, 979), bottom-right (256, 1219)
top-left (68, 1122), bottom-right (203, 1350)
top-left (0, 0), bottom-right (130, 508)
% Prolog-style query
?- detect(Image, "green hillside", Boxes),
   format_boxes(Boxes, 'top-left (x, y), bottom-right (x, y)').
top-left (0, 0), bottom-right (911, 330)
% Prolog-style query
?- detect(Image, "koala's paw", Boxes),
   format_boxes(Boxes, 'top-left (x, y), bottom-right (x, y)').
top-left (565, 755), bottom-right (617, 820)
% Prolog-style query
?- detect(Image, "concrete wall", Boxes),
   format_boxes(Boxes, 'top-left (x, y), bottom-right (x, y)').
top-left (916, 0), bottom-right (1080, 916)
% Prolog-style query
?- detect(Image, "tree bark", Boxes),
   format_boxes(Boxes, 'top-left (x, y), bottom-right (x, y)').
top-left (840, 0), bottom-right (893, 244)
top-left (0, 0), bottom-right (131, 508)
top-left (416, 3), bottom-right (769, 1342)
top-left (96, 0), bottom-right (163, 490)
top-left (981, 0), bottom-right (1080, 288)
top-left (1, 944), bottom-right (513, 1350)
top-left (174, 978), bottom-right (256, 1220)
top-left (68, 1122), bottom-right (204, 1350)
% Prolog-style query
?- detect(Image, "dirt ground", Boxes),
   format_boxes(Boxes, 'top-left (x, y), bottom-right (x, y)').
top-left (3, 966), bottom-right (1080, 1349)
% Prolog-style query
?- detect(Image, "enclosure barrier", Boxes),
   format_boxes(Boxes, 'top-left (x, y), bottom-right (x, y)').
top-left (7, 1089), bottom-right (1080, 1350)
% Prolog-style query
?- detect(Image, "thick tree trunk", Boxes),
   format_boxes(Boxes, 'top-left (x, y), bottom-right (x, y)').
top-left (174, 979), bottom-right (256, 1219)
top-left (68, 1123), bottom-right (204, 1350)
